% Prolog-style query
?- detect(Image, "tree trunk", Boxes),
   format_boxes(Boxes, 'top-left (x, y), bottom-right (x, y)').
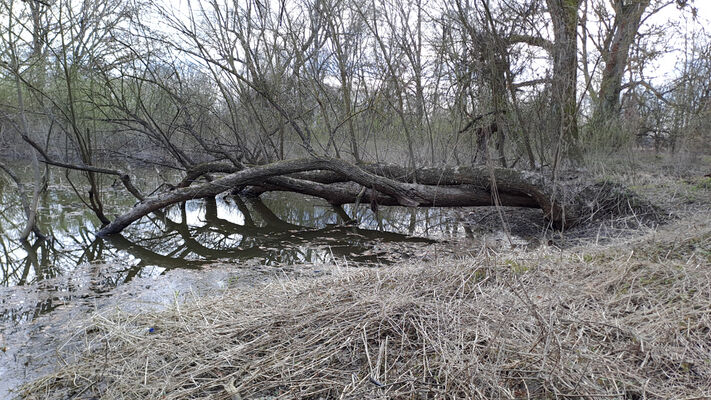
top-left (97, 158), bottom-right (579, 236)
top-left (547, 0), bottom-right (582, 162)
top-left (595, 0), bottom-right (650, 120)
top-left (0, 161), bottom-right (45, 241)
top-left (240, 176), bottom-right (539, 209)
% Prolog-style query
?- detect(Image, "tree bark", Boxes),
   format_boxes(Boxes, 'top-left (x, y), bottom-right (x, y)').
top-left (240, 176), bottom-right (539, 209)
top-left (595, 0), bottom-right (650, 120)
top-left (97, 158), bottom-right (578, 236)
top-left (547, 0), bottom-right (582, 161)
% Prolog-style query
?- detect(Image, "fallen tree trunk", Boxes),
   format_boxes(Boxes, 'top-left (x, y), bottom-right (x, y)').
top-left (97, 158), bottom-right (576, 236)
top-left (241, 176), bottom-right (540, 209)
top-left (182, 161), bottom-right (547, 187)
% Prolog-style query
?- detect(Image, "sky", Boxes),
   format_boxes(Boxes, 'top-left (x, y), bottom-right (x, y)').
top-left (645, 0), bottom-right (711, 83)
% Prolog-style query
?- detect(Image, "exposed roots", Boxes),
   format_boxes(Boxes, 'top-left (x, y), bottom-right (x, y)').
top-left (18, 219), bottom-right (711, 399)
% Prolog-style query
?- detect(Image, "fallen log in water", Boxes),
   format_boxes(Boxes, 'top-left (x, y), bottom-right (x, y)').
top-left (97, 158), bottom-right (633, 236)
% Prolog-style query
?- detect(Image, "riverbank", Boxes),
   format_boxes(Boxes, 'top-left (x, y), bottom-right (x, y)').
top-left (15, 209), bottom-right (711, 399)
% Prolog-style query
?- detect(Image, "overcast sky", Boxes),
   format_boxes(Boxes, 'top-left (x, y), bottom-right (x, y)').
top-left (646, 0), bottom-right (711, 82)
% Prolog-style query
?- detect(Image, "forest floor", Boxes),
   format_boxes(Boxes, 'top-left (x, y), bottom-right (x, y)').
top-left (12, 158), bottom-right (711, 399)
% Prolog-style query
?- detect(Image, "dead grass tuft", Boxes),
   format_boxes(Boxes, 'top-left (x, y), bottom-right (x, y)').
top-left (18, 218), bottom-right (711, 399)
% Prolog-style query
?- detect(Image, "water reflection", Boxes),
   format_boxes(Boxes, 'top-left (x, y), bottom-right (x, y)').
top-left (3, 179), bottom-right (503, 324)
top-left (122, 195), bottom-right (439, 266)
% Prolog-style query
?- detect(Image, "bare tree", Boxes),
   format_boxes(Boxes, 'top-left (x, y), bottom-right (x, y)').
top-left (1, 0), bottom-right (705, 239)
top-left (0, 0), bottom-right (52, 241)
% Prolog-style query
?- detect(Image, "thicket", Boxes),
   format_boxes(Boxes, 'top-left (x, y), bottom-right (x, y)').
top-left (1, 0), bottom-right (710, 236)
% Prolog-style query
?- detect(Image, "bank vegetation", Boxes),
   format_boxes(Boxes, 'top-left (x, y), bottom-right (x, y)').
top-left (18, 211), bottom-right (711, 399)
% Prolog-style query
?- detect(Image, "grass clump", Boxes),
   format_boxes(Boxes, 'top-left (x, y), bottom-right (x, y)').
top-left (18, 219), bottom-right (711, 400)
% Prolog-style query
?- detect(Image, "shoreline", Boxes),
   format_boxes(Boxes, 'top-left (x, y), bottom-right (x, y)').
top-left (14, 212), bottom-right (711, 399)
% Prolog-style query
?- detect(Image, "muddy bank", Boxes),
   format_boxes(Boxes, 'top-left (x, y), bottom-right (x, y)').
top-left (2, 237), bottom-right (447, 398)
top-left (0, 259), bottom-right (346, 399)
top-left (4, 175), bottom-right (709, 398)
top-left (14, 214), bottom-right (711, 399)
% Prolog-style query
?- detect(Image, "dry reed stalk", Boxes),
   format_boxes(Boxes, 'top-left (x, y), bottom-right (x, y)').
top-left (17, 217), bottom-right (711, 399)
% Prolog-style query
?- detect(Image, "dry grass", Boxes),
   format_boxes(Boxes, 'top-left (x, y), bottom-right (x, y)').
top-left (18, 217), bottom-right (711, 400)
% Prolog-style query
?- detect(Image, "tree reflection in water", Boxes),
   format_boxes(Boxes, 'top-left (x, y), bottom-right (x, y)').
top-left (2, 190), bottom-right (485, 324)
top-left (120, 196), bottom-right (435, 268)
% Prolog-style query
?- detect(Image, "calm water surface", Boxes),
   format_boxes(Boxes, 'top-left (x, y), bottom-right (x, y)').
top-left (0, 168), bottom-right (487, 323)
top-left (0, 166), bottom-right (534, 397)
